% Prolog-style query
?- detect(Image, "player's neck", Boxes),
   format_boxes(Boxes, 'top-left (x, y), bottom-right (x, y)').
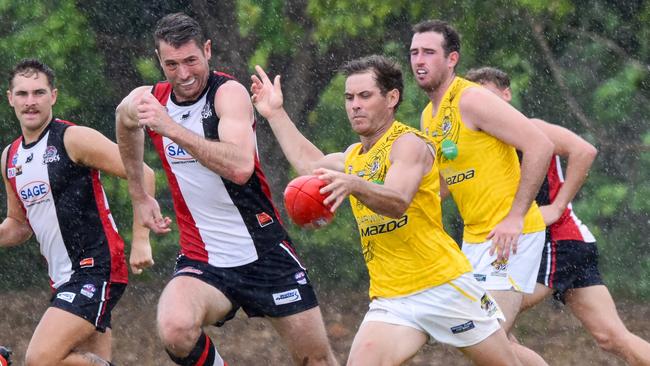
top-left (427, 73), bottom-right (456, 111)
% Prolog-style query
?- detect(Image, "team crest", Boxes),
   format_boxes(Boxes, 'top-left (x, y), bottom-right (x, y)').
top-left (370, 159), bottom-right (380, 175)
top-left (201, 103), bottom-right (213, 119)
top-left (42, 146), bottom-right (60, 164)
top-left (441, 116), bottom-right (452, 136)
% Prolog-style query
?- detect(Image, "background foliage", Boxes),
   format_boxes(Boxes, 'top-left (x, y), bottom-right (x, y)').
top-left (1, 0), bottom-right (648, 298)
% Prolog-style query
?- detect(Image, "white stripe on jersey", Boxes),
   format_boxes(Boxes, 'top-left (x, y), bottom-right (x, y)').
top-left (164, 94), bottom-right (259, 267)
top-left (13, 133), bottom-right (72, 288)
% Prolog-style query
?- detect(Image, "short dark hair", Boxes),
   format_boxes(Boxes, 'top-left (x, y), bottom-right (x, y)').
top-left (154, 13), bottom-right (206, 51)
top-left (340, 55), bottom-right (404, 112)
top-left (412, 20), bottom-right (461, 56)
top-left (465, 67), bottom-right (511, 90)
top-left (8, 58), bottom-right (55, 90)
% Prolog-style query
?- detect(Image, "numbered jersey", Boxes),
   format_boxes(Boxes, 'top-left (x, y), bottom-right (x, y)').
top-left (5, 119), bottom-right (127, 288)
top-left (150, 72), bottom-right (289, 268)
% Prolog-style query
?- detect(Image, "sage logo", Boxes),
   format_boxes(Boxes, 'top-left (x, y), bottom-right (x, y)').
top-left (19, 181), bottom-right (50, 203)
top-left (445, 169), bottom-right (475, 186)
top-left (164, 142), bottom-right (194, 161)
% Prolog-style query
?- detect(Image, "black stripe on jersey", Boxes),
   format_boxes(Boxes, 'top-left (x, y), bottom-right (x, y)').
top-left (201, 73), bottom-right (290, 254)
top-left (47, 121), bottom-right (113, 277)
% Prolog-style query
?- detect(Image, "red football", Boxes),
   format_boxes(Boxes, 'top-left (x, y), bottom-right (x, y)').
top-left (283, 175), bottom-right (334, 229)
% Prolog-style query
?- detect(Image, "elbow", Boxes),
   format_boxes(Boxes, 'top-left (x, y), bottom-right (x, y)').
top-left (384, 200), bottom-right (410, 219)
top-left (230, 161), bottom-right (255, 186)
top-left (586, 144), bottom-right (598, 160)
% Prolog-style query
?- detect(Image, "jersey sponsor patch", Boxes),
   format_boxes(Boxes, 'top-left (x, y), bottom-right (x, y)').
top-left (272, 289), bottom-right (302, 305)
top-left (450, 320), bottom-right (475, 334)
top-left (256, 212), bottom-right (274, 228)
top-left (164, 142), bottom-right (194, 161)
top-left (473, 273), bottom-right (487, 282)
top-left (56, 292), bottom-right (76, 303)
top-left (19, 181), bottom-right (50, 204)
top-left (79, 257), bottom-right (95, 268)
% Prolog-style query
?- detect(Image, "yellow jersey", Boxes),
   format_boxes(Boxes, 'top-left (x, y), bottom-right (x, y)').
top-left (344, 121), bottom-right (471, 299)
top-left (421, 77), bottom-right (545, 243)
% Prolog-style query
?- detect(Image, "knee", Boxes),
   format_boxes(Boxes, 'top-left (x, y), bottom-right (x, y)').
top-left (347, 341), bottom-right (383, 366)
top-left (592, 328), bottom-right (628, 353)
top-left (157, 313), bottom-right (201, 354)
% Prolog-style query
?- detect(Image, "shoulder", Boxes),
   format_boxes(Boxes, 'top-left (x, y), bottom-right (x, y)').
top-left (63, 126), bottom-right (109, 153)
top-left (215, 79), bottom-right (249, 100)
top-left (458, 85), bottom-right (492, 109)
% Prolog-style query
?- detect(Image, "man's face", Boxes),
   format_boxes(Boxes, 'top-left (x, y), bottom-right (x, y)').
top-left (410, 31), bottom-right (456, 91)
top-left (7, 71), bottom-right (57, 133)
top-left (344, 71), bottom-right (396, 136)
top-left (157, 39), bottom-right (211, 102)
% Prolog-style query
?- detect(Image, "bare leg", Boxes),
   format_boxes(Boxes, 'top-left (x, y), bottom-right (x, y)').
top-left (490, 290), bottom-right (548, 366)
top-left (157, 276), bottom-right (232, 357)
top-left (459, 328), bottom-right (522, 366)
top-left (520, 284), bottom-right (553, 312)
top-left (567, 285), bottom-right (650, 366)
top-left (269, 307), bottom-right (339, 366)
top-left (25, 307), bottom-right (111, 366)
top-left (346, 321), bottom-right (427, 366)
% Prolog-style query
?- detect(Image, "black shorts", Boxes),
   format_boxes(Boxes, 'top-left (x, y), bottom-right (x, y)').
top-left (50, 276), bottom-right (126, 332)
top-left (537, 239), bottom-right (603, 303)
top-left (173, 241), bottom-right (319, 325)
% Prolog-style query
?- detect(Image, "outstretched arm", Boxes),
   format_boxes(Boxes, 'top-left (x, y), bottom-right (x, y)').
top-left (531, 118), bottom-right (597, 225)
top-left (0, 146), bottom-right (33, 247)
top-left (251, 65), bottom-right (343, 175)
top-left (460, 87), bottom-right (553, 260)
top-left (318, 133), bottom-right (433, 217)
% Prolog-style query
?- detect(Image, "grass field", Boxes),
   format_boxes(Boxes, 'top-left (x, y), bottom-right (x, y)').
top-left (1, 280), bottom-right (648, 365)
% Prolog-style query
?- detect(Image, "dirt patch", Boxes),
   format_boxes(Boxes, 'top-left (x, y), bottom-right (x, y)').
top-left (1, 281), bottom-right (647, 365)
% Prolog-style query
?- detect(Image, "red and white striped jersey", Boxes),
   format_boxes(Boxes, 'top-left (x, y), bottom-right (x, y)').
top-left (149, 72), bottom-right (290, 268)
top-left (5, 119), bottom-right (128, 288)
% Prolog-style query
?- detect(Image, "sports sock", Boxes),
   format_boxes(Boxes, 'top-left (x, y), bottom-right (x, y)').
top-left (166, 332), bottom-right (225, 366)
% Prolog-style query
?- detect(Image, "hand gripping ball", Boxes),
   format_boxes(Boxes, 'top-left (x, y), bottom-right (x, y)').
top-left (283, 175), bottom-right (334, 229)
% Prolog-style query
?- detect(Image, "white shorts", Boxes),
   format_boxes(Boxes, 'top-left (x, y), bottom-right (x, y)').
top-left (462, 231), bottom-right (545, 294)
top-left (362, 272), bottom-right (504, 348)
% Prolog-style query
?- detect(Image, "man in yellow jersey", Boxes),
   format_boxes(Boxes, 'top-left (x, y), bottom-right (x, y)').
top-left (467, 66), bottom-right (650, 366)
top-left (410, 20), bottom-right (554, 365)
top-left (250, 55), bottom-right (522, 365)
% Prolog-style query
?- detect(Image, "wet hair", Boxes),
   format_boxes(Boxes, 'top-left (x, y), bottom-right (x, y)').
top-left (8, 58), bottom-right (55, 90)
top-left (412, 20), bottom-right (461, 56)
top-left (340, 55), bottom-right (404, 112)
top-left (465, 67), bottom-right (511, 90)
top-left (154, 13), bottom-right (206, 51)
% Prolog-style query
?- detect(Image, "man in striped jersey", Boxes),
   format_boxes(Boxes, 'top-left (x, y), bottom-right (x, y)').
top-left (1, 59), bottom-right (156, 365)
top-left (116, 13), bottom-right (337, 366)
top-left (467, 66), bottom-right (650, 366)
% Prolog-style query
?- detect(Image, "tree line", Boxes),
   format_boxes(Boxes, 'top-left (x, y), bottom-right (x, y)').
top-left (1, 0), bottom-right (648, 297)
